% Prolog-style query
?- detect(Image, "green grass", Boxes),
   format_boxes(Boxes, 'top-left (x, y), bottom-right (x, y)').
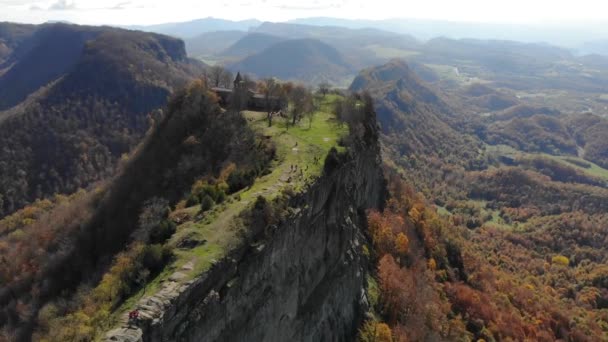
top-left (365, 45), bottom-right (419, 59)
top-left (112, 94), bottom-right (347, 322)
top-left (242, 94), bottom-right (348, 196)
top-left (436, 206), bottom-right (451, 217)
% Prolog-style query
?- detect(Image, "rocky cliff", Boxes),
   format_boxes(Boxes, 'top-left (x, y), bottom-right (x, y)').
top-left (105, 126), bottom-right (386, 341)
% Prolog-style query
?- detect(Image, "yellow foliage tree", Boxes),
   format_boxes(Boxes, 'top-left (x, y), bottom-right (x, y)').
top-left (428, 258), bottom-right (437, 271)
top-left (551, 255), bottom-right (570, 267)
top-left (375, 323), bottom-right (393, 342)
top-left (395, 233), bottom-right (409, 256)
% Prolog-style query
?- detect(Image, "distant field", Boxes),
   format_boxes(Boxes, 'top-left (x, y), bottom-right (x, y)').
top-left (424, 63), bottom-right (485, 86)
top-left (365, 45), bottom-right (419, 59)
top-left (487, 144), bottom-right (608, 181)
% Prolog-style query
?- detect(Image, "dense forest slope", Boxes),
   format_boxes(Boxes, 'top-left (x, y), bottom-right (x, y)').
top-left (0, 23), bottom-right (203, 217)
top-left (0, 81), bottom-right (267, 340)
top-left (0, 24), bottom-right (105, 111)
top-left (354, 59), bottom-right (608, 341)
top-left (0, 22), bottom-right (36, 64)
top-left (350, 60), bottom-right (484, 193)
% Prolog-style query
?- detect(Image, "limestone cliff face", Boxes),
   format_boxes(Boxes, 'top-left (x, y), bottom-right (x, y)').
top-left (106, 135), bottom-right (385, 342)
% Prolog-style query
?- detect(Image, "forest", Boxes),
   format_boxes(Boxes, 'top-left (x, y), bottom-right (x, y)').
top-left (357, 58), bottom-right (608, 341)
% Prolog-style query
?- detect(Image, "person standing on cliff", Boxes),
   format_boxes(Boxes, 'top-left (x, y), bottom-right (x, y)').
top-left (128, 309), bottom-right (139, 327)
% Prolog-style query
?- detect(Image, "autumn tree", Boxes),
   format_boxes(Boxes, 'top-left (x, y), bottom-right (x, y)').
top-left (359, 321), bottom-right (394, 342)
top-left (375, 323), bottom-right (393, 342)
top-left (378, 254), bottom-right (416, 323)
top-left (395, 233), bottom-right (409, 257)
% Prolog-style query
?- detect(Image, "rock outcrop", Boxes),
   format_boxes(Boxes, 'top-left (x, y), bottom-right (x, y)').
top-left (105, 126), bottom-right (385, 342)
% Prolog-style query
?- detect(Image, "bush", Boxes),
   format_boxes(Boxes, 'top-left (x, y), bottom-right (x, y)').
top-left (227, 169), bottom-right (256, 193)
top-left (149, 220), bottom-right (176, 244)
top-left (186, 193), bottom-right (200, 207)
top-left (200, 194), bottom-right (215, 212)
top-left (142, 244), bottom-right (172, 273)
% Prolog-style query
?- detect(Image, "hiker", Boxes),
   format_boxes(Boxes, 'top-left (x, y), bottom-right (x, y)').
top-left (128, 309), bottom-right (139, 326)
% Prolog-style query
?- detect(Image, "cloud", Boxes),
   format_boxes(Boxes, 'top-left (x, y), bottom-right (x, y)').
top-left (276, 3), bottom-right (341, 11)
top-left (110, 1), bottom-right (130, 10)
top-left (49, 0), bottom-right (77, 10)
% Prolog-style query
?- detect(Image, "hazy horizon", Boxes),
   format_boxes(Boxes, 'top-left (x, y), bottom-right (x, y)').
top-left (2, 0), bottom-right (608, 27)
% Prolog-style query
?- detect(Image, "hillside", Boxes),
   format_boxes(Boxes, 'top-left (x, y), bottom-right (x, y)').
top-left (221, 32), bottom-right (285, 57)
top-left (486, 114), bottom-right (579, 155)
top-left (0, 24), bottom-right (203, 217)
top-left (0, 23), bottom-right (106, 110)
top-left (184, 30), bottom-right (246, 58)
top-left (230, 38), bottom-right (354, 84)
top-left (0, 81), bottom-right (265, 340)
top-left (0, 22), bottom-right (36, 64)
top-left (350, 60), bottom-right (483, 172)
top-left (566, 113), bottom-right (608, 168)
top-left (0, 79), bottom-right (385, 341)
top-left (353, 59), bottom-right (608, 341)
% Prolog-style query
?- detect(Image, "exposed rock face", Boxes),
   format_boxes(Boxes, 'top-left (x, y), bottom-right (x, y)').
top-left (105, 138), bottom-right (385, 341)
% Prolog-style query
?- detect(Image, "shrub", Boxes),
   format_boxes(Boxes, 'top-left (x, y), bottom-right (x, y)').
top-left (149, 220), bottom-right (176, 244)
top-left (227, 169), bottom-right (256, 193)
top-left (186, 193), bottom-right (200, 207)
top-left (200, 195), bottom-right (215, 212)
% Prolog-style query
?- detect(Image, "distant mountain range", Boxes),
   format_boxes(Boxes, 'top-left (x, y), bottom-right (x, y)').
top-left (127, 17), bottom-right (261, 39)
top-left (230, 38), bottom-right (354, 84)
top-left (129, 16), bottom-right (608, 51)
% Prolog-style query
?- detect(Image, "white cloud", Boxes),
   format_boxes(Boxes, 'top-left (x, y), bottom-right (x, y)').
top-left (48, 0), bottom-right (77, 10)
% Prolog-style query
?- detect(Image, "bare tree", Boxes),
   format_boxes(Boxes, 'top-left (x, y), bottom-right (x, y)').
top-left (289, 85), bottom-right (314, 127)
top-left (207, 66), bottom-right (224, 87)
top-left (259, 78), bottom-right (281, 127)
top-left (220, 69), bottom-right (234, 88)
top-left (207, 65), bottom-right (232, 88)
top-left (318, 82), bottom-right (331, 97)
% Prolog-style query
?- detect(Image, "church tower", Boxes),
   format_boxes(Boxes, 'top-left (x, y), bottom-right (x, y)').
top-left (233, 72), bottom-right (243, 89)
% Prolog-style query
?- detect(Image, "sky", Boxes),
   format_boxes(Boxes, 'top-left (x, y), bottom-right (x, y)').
top-left (1, 0), bottom-right (608, 26)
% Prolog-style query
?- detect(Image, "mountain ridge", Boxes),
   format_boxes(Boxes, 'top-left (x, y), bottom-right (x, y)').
top-left (0, 23), bottom-right (203, 216)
